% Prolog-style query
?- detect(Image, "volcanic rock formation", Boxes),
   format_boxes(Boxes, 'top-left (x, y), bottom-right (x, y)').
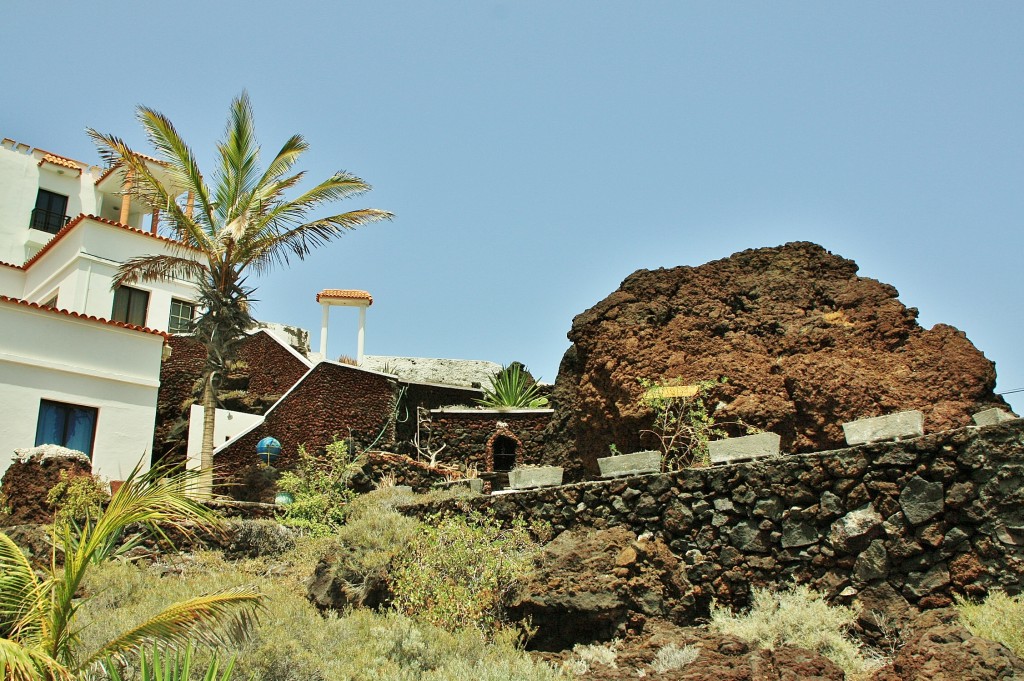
top-left (544, 242), bottom-right (1008, 477)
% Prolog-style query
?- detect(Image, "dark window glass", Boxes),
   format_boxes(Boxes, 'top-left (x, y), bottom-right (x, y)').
top-left (168, 299), bottom-right (196, 334)
top-left (35, 399), bottom-right (98, 457)
top-left (31, 189), bottom-right (70, 234)
top-left (112, 286), bottom-right (150, 326)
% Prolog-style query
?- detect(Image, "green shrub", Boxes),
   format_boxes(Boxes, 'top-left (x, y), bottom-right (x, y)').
top-left (78, 544), bottom-right (565, 681)
top-left (955, 590), bottom-right (1024, 657)
top-left (46, 469), bottom-right (109, 526)
top-left (710, 584), bottom-right (880, 677)
top-left (389, 512), bottom-right (541, 636)
top-left (277, 438), bottom-right (365, 536)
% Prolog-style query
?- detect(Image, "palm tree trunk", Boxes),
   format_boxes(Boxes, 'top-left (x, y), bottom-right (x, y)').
top-left (199, 372), bottom-right (216, 499)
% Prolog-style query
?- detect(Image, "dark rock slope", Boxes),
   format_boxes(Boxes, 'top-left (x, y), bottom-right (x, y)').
top-left (544, 242), bottom-right (1008, 476)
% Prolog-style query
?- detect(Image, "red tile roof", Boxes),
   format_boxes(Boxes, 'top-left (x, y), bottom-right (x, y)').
top-left (21, 214), bottom-right (200, 270)
top-left (0, 260), bottom-right (24, 270)
top-left (316, 289), bottom-right (373, 305)
top-left (38, 153), bottom-right (82, 175)
top-left (0, 295), bottom-right (168, 337)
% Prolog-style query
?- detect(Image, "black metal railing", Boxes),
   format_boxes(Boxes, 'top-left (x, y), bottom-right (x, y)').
top-left (29, 208), bottom-right (71, 235)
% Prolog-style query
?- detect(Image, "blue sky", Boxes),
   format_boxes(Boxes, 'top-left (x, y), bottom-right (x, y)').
top-left (5, 2), bottom-right (1023, 411)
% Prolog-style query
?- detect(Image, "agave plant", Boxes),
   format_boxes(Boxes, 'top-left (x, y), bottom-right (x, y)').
top-left (0, 465), bottom-right (262, 680)
top-left (477, 364), bottom-right (549, 409)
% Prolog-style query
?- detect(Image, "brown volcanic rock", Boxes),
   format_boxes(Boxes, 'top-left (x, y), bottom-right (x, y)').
top-left (870, 608), bottom-right (1024, 681)
top-left (544, 242), bottom-right (1007, 477)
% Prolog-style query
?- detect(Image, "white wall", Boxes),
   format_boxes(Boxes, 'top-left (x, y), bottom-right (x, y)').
top-left (0, 141), bottom-right (103, 266)
top-left (14, 218), bottom-right (200, 331)
top-left (0, 300), bottom-right (165, 481)
top-left (185, 405), bottom-right (264, 470)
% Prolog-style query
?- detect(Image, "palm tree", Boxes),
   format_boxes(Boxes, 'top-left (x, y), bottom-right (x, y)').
top-left (0, 465), bottom-right (262, 680)
top-left (88, 93), bottom-right (393, 496)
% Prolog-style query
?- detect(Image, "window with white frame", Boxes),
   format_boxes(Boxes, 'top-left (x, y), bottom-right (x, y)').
top-left (35, 399), bottom-right (98, 457)
top-left (168, 299), bottom-right (196, 334)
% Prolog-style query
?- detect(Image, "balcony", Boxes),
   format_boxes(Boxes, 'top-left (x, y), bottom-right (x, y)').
top-left (29, 208), bottom-right (71, 235)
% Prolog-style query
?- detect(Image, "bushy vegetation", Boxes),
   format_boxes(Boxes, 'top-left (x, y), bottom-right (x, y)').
top-left (390, 512), bottom-right (544, 637)
top-left (276, 438), bottom-right (366, 535)
top-left (76, 535), bottom-right (565, 681)
top-left (955, 589), bottom-right (1024, 658)
top-left (1, 465), bottom-right (261, 681)
top-left (46, 470), bottom-right (109, 526)
top-left (710, 584), bottom-right (882, 677)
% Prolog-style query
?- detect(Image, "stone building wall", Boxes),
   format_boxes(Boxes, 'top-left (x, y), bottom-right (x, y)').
top-left (403, 420), bottom-right (1024, 613)
top-left (215, 362), bottom-right (398, 493)
top-left (155, 332), bottom-right (311, 464)
top-left (239, 331), bottom-right (311, 396)
top-left (425, 409), bottom-right (553, 472)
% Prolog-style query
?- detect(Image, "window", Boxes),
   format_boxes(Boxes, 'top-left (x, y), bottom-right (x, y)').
top-left (35, 399), bottom-right (97, 457)
top-left (111, 286), bottom-right (149, 326)
top-left (30, 189), bottom-right (70, 235)
top-left (168, 299), bottom-right (196, 334)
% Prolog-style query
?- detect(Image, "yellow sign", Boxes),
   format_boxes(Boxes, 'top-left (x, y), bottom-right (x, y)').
top-left (643, 384), bottom-right (699, 400)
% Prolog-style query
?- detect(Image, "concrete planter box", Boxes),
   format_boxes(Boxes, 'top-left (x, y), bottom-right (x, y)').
top-left (843, 410), bottom-right (924, 445)
top-left (597, 451), bottom-right (663, 478)
top-left (973, 408), bottom-right (1017, 427)
top-left (708, 432), bottom-right (781, 465)
top-left (508, 466), bottom-right (564, 490)
top-left (434, 478), bottom-right (484, 494)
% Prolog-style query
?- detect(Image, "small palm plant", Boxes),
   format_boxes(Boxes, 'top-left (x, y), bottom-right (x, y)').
top-left (477, 364), bottom-right (549, 409)
top-left (0, 465), bottom-right (262, 681)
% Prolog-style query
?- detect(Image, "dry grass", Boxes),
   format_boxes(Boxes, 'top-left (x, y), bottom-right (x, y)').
top-left (955, 590), bottom-right (1024, 657)
top-left (710, 584), bottom-right (882, 678)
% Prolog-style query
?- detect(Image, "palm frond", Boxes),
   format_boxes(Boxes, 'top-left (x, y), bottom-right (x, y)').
top-left (215, 93), bottom-right (261, 228)
top-left (243, 208), bottom-right (393, 275)
top-left (255, 134), bottom-right (308, 190)
top-left (136, 107), bottom-right (218, 242)
top-left (0, 533), bottom-right (43, 640)
top-left (113, 255), bottom-right (210, 288)
top-left (81, 588), bottom-right (262, 669)
top-left (0, 638), bottom-right (72, 681)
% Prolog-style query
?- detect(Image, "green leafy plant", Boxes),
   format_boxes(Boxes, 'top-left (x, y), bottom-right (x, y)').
top-left (0, 464), bottom-right (262, 681)
top-left (277, 437), bottom-right (366, 536)
top-left (477, 364), bottom-right (549, 409)
top-left (46, 470), bottom-right (109, 527)
top-left (389, 512), bottom-right (542, 637)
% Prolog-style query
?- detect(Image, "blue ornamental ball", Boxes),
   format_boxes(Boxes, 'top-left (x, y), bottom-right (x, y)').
top-left (256, 437), bottom-right (282, 465)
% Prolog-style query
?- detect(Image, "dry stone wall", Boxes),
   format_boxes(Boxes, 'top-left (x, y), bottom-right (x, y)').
top-left (425, 410), bottom-right (553, 471)
top-left (403, 420), bottom-right (1024, 615)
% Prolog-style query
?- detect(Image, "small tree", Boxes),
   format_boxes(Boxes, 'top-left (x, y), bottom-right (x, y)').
top-left (638, 378), bottom-right (727, 470)
top-left (89, 93), bottom-right (392, 496)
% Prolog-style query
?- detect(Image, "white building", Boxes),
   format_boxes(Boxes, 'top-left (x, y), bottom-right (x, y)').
top-left (0, 138), bottom-right (203, 481)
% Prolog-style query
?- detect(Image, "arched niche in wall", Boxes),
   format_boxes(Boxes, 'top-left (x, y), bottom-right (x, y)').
top-left (486, 429), bottom-right (522, 472)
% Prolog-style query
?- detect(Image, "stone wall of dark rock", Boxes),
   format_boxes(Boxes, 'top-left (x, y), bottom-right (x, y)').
top-left (155, 332), bottom-right (312, 464)
top-left (403, 420), bottom-right (1024, 615)
top-left (544, 242), bottom-right (1009, 478)
top-left (215, 363), bottom-right (398, 498)
top-left (1, 450), bottom-right (93, 524)
top-left (424, 410), bottom-right (553, 472)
